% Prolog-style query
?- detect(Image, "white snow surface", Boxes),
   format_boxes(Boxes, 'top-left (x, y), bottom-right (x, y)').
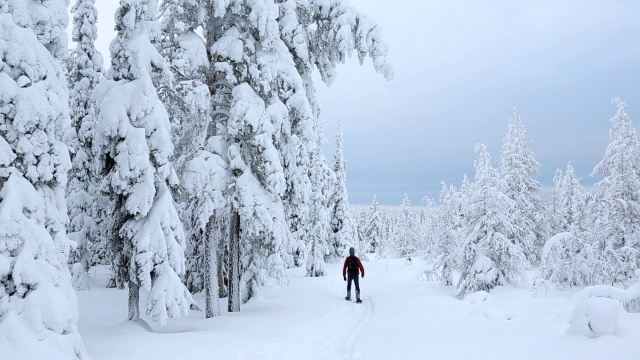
top-left (70, 258), bottom-right (640, 360)
top-left (567, 297), bottom-right (621, 338)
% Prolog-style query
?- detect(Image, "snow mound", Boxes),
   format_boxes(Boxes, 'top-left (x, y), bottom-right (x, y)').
top-left (567, 297), bottom-right (622, 338)
top-left (483, 307), bottom-right (512, 321)
top-left (464, 291), bottom-right (491, 304)
top-left (72, 263), bottom-right (91, 290)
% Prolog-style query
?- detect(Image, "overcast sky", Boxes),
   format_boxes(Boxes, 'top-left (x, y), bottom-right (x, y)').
top-left (89, 1), bottom-right (640, 205)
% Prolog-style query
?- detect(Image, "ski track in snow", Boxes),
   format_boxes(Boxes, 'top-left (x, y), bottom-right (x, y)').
top-left (255, 278), bottom-right (373, 360)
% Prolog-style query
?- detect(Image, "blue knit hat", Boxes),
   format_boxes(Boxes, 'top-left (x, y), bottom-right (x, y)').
top-left (349, 247), bottom-right (355, 255)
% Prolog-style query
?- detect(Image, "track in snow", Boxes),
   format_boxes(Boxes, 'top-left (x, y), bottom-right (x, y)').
top-left (256, 284), bottom-right (373, 359)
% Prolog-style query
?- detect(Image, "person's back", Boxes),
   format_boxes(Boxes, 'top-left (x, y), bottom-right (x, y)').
top-left (342, 247), bottom-right (364, 302)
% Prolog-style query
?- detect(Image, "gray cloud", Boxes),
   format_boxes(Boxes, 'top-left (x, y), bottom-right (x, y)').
top-left (319, 0), bottom-right (640, 205)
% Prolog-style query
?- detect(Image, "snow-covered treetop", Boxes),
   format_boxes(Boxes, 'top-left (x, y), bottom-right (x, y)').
top-left (592, 98), bottom-right (640, 178)
top-left (500, 110), bottom-right (541, 179)
top-left (108, 0), bottom-right (167, 82)
top-left (277, 0), bottom-right (393, 85)
top-left (2, 0), bottom-right (70, 60)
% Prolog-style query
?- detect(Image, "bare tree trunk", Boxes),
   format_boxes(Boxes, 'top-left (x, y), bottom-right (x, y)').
top-left (217, 226), bottom-right (228, 298)
top-left (128, 282), bottom-right (140, 320)
top-left (228, 208), bottom-right (241, 312)
top-left (205, 214), bottom-right (220, 317)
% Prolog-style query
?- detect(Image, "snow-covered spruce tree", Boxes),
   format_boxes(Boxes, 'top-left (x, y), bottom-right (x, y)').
top-left (227, 84), bottom-right (290, 305)
top-left (363, 194), bottom-right (382, 253)
top-left (156, 0), bottom-right (226, 318)
top-left (66, 0), bottom-right (106, 270)
top-left (327, 121), bottom-right (351, 261)
top-left (457, 144), bottom-right (527, 298)
top-left (433, 182), bottom-right (463, 286)
top-left (392, 194), bottom-right (418, 258)
top-left (419, 196), bottom-right (437, 258)
top-left (499, 110), bottom-right (547, 266)
top-left (547, 168), bottom-right (565, 237)
top-left (540, 232), bottom-right (591, 288)
top-left (182, 146), bottom-right (228, 317)
top-left (306, 149), bottom-right (330, 277)
top-left (0, 1), bottom-right (88, 358)
top-left (93, 0), bottom-right (196, 325)
top-left (205, 2), bottom-right (295, 309)
top-left (589, 98), bottom-right (640, 284)
top-left (559, 162), bottom-right (588, 234)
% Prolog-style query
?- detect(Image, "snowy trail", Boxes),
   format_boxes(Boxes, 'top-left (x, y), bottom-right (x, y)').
top-left (78, 259), bottom-right (640, 360)
top-left (255, 277), bottom-right (374, 360)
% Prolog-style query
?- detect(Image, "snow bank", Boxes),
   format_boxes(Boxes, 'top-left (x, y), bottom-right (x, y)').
top-left (573, 280), bottom-right (640, 312)
top-left (463, 291), bottom-right (491, 304)
top-left (567, 297), bottom-right (621, 338)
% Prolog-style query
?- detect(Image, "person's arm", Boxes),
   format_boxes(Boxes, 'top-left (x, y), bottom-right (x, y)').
top-left (357, 257), bottom-right (365, 277)
top-left (343, 258), bottom-right (348, 277)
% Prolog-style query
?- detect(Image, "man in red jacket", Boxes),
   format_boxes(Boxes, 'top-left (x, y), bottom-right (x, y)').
top-left (343, 247), bottom-right (365, 303)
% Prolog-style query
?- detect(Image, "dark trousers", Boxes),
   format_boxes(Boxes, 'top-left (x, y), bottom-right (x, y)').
top-left (347, 273), bottom-right (360, 298)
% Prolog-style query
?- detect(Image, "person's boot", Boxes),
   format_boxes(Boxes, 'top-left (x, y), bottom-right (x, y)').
top-left (356, 291), bottom-right (362, 303)
top-left (345, 292), bottom-right (351, 301)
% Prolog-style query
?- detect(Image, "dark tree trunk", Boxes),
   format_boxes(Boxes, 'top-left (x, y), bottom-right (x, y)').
top-left (228, 208), bottom-right (241, 312)
top-left (128, 282), bottom-right (140, 320)
top-left (217, 228), bottom-right (228, 298)
top-left (205, 214), bottom-right (220, 317)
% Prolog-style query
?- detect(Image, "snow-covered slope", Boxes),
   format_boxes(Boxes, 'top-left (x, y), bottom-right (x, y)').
top-left (77, 258), bottom-right (640, 360)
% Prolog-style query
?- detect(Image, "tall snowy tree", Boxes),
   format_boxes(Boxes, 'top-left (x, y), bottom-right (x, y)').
top-left (93, 0), bottom-right (196, 325)
top-left (499, 110), bottom-right (547, 266)
top-left (393, 194), bottom-right (418, 258)
top-left (433, 182), bottom-right (463, 286)
top-left (590, 98), bottom-right (640, 284)
top-left (457, 144), bottom-right (526, 298)
top-left (227, 84), bottom-right (290, 305)
top-left (156, 0), bottom-right (227, 318)
top-left (306, 149), bottom-right (330, 277)
top-left (548, 168), bottom-right (565, 237)
top-left (66, 0), bottom-right (106, 270)
top-left (327, 121), bottom-right (351, 261)
top-left (0, 0), bottom-right (88, 357)
top-left (363, 194), bottom-right (382, 253)
top-left (559, 162), bottom-right (587, 234)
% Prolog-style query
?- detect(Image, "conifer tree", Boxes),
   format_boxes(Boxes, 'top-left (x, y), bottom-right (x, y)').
top-left (548, 168), bottom-right (565, 237)
top-left (363, 194), bottom-right (383, 253)
top-left (457, 144), bottom-right (526, 298)
top-left (157, 0), bottom-right (227, 318)
top-left (306, 149), bottom-right (330, 277)
top-left (590, 98), bottom-right (640, 284)
top-left (94, 0), bottom-right (196, 325)
top-left (0, 0), bottom-right (88, 357)
top-left (499, 111), bottom-right (547, 265)
top-left (560, 162), bottom-right (587, 234)
top-left (327, 121), bottom-right (351, 261)
top-left (393, 194), bottom-right (418, 258)
top-left (66, 0), bottom-right (106, 269)
top-left (433, 183), bottom-right (463, 286)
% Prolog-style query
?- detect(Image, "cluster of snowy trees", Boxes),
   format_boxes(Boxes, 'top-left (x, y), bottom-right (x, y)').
top-left (353, 104), bottom-right (640, 298)
top-left (0, 0), bottom-right (391, 358)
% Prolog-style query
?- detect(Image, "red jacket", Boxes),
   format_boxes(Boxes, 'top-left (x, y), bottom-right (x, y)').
top-left (343, 255), bottom-right (365, 277)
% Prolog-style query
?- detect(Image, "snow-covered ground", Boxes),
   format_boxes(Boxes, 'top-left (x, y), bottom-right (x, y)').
top-left (79, 258), bottom-right (640, 360)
